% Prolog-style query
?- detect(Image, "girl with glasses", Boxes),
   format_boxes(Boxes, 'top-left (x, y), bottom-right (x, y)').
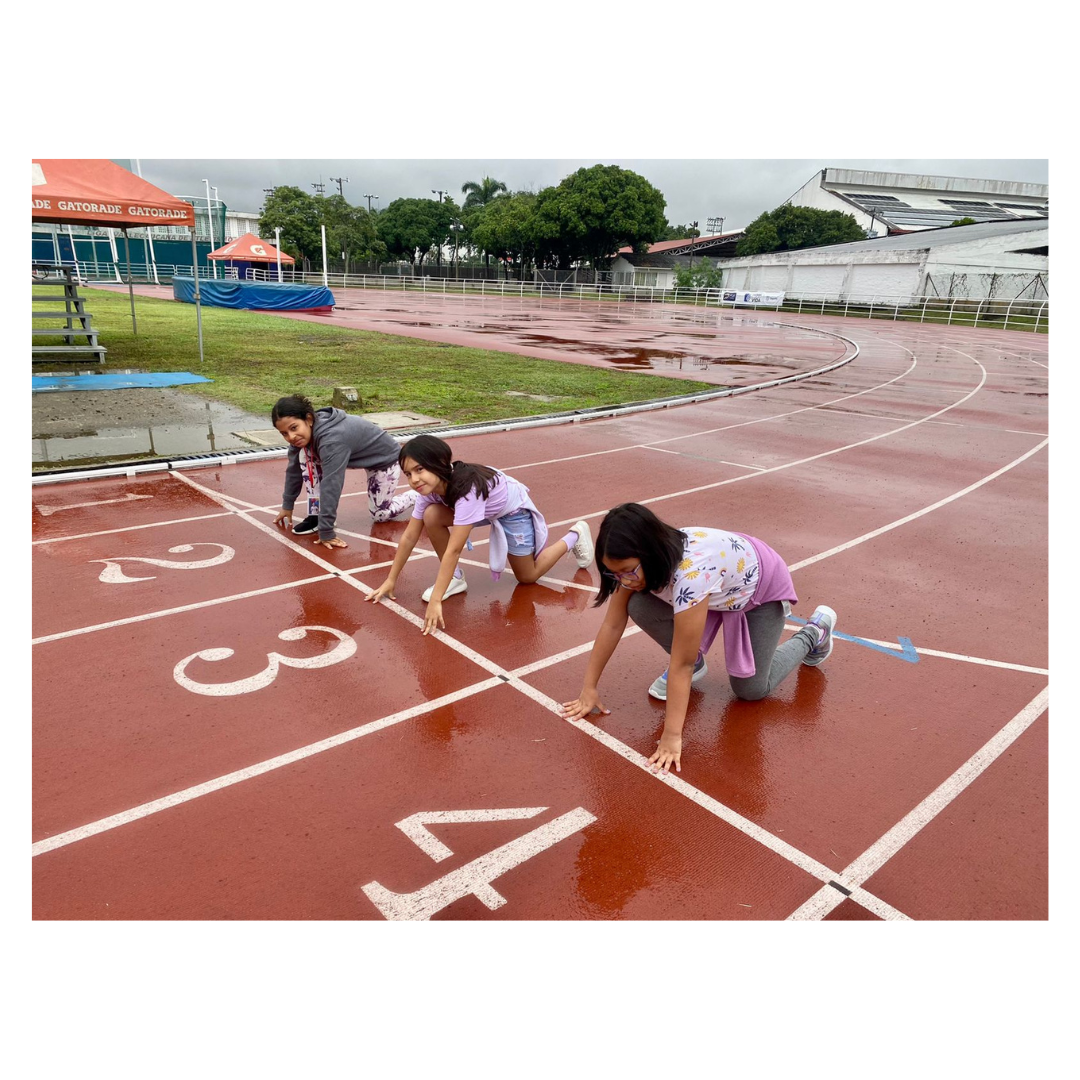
top-left (366, 435), bottom-right (595, 635)
top-left (561, 502), bottom-right (836, 774)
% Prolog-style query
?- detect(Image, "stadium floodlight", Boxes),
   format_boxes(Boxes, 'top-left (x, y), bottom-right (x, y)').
top-left (364, 194), bottom-right (379, 213)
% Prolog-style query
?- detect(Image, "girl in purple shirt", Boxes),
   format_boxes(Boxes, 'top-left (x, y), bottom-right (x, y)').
top-left (562, 502), bottom-right (837, 774)
top-left (367, 435), bottom-right (595, 635)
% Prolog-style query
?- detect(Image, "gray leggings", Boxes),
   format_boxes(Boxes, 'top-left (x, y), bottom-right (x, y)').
top-left (627, 591), bottom-right (816, 701)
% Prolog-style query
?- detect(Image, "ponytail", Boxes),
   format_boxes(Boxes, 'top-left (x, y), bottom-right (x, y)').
top-left (446, 459), bottom-right (498, 505)
top-left (399, 435), bottom-right (498, 506)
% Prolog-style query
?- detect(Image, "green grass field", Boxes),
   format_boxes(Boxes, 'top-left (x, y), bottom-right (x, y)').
top-left (33, 287), bottom-right (717, 425)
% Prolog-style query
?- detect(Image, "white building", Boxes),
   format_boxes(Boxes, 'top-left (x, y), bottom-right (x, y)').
top-left (717, 218), bottom-right (1048, 301)
top-left (788, 167), bottom-right (1047, 236)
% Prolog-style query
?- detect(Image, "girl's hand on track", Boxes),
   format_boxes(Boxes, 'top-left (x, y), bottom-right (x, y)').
top-left (313, 537), bottom-right (348, 550)
top-left (274, 509), bottom-right (292, 529)
top-left (560, 690), bottom-right (609, 721)
top-left (422, 600), bottom-right (444, 636)
top-left (366, 580), bottom-right (396, 603)
top-left (648, 731), bottom-right (682, 774)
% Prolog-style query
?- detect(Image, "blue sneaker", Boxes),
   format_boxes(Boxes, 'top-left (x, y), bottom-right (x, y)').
top-left (801, 606), bottom-right (837, 666)
top-left (648, 655), bottom-right (707, 700)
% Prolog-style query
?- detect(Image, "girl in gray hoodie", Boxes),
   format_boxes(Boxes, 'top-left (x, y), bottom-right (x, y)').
top-left (271, 395), bottom-right (416, 549)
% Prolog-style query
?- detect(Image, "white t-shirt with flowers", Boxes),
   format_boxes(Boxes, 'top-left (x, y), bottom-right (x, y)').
top-left (652, 528), bottom-right (761, 613)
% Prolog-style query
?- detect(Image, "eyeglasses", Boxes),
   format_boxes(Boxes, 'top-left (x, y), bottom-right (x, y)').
top-left (601, 563), bottom-right (642, 583)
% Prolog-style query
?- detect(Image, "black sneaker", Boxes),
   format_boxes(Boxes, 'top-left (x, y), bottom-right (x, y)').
top-left (292, 515), bottom-right (319, 535)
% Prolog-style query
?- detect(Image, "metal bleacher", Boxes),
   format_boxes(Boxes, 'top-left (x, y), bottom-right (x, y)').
top-left (32, 264), bottom-right (107, 363)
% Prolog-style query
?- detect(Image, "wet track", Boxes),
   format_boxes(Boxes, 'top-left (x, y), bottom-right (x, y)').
top-left (32, 297), bottom-right (1049, 920)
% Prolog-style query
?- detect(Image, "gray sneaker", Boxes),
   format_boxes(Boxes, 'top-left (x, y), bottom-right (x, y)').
top-left (648, 655), bottom-right (708, 700)
top-left (801, 605), bottom-right (837, 666)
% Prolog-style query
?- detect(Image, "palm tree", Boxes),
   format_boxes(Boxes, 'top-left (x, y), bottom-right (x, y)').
top-left (461, 176), bottom-right (508, 273)
top-left (461, 176), bottom-right (508, 211)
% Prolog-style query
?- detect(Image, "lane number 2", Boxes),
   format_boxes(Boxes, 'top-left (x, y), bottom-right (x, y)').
top-left (90, 542), bottom-right (235, 584)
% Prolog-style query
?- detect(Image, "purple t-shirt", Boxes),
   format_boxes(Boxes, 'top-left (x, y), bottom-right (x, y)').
top-left (412, 470), bottom-right (528, 526)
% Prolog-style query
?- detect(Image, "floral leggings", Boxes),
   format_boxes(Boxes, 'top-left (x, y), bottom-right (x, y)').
top-left (365, 463), bottom-right (417, 523)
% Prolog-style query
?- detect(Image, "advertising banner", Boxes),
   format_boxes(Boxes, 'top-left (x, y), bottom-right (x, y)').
top-left (723, 290), bottom-right (785, 306)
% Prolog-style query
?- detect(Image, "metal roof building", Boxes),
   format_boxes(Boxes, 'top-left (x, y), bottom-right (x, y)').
top-left (716, 218), bottom-right (1048, 301)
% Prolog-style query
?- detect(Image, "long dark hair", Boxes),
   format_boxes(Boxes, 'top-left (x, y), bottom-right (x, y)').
top-left (399, 435), bottom-right (498, 506)
top-left (594, 502), bottom-right (686, 605)
top-left (271, 394), bottom-right (316, 425)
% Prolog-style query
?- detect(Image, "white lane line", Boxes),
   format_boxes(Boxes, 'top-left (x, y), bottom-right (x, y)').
top-left (508, 625), bottom-right (642, 679)
top-left (847, 637), bottom-right (1048, 675)
top-left (630, 349), bottom-right (988, 511)
top-left (503, 354), bottom-right (920, 473)
top-left (787, 436), bottom-right (1048, 572)
top-left (32, 677), bottom-right (505, 857)
top-left (786, 685), bottom-right (1049, 920)
top-left (32, 511), bottom-right (239, 546)
top-left (502, 670), bottom-right (872, 893)
top-left (173, 472), bottom-right (511, 682)
top-left (32, 574), bottom-right (334, 645)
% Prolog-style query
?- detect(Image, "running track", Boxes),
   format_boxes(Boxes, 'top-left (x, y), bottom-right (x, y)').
top-left (32, 300), bottom-right (1049, 920)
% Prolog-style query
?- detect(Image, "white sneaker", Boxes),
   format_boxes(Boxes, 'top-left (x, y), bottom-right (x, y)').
top-left (648, 656), bottom-right (708, 700)
top-left (422, 575), bottom-right (468, 603)
top-left (569, 520), bottom-right (594, 568)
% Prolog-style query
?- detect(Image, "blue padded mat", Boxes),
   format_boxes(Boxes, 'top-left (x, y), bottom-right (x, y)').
top-left (32, 372), bottom-right (212, 393)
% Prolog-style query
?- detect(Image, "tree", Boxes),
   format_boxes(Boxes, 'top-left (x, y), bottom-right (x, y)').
top-left (258, 186), bottom-right (323, 269)
top-left (461, 176), bottom-right (508, 211)
top-left (319, 194), bottom-right (384, 272)
top-left (660, 222), bottom-right (701, 241)
top-left (461, 176), bottom-right (509, 270)
top-left (673, 257), bottom-right (723, 290)
top-left (471, 192), bottom-right (538, 279)
top-left (376, 197), bottom-right (457, 270)
top-left (530, 164), bottom-right (667, 272)
top-left (737, 204), bottom-right (865, 256)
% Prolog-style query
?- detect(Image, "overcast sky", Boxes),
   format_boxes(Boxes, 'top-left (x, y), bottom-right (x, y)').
top-left (134, 158), bottom-right (1049, 234)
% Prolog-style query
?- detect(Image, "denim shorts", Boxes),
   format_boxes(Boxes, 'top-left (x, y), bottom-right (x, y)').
top-left (499, 508), bottom-right (535, 556)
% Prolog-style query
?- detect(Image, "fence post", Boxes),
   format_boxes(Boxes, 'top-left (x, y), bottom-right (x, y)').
top-left (868, 296), bottom-right (876, 321)
top-left (1004, 298), bottom-right (1015, 332)
top-left (948, 296), bottom-right (957, 325)
top-left (974, 297), bottom-right (985, 329)
top-left (1035, 301), bottom-right (1045, 334)
top-left (893, 299), bottom-right (900, 321)
top-left (920, 295), bottom-right (929, 323)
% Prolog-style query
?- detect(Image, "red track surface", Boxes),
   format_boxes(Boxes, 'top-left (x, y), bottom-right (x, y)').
top-left (32, 297), bottom-right (1049, 920)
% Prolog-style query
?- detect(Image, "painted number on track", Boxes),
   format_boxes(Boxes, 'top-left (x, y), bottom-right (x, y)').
top-left (362, 806), bottom-right (597, 920)
top-left (173, 625), bottom-right (357, 696)
top-left (90, 542), bottom-right (236, 583)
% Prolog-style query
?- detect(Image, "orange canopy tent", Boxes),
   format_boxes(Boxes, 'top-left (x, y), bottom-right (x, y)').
top-left (208, 233), bottom-right (294, 282)
top-left (32, 159), bottom-right (206, 359)
top-left (208, 233), bottom-right (294, 264)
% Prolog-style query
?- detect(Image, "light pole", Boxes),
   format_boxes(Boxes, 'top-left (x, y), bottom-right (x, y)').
top-left (202, 178), bottom-right (216, 278)
top-left (274, 227), bottom-right (282, 283)
top-left (330, 176), bottom-right (349, 197)
top-left (688, 220), bottom-right (699, 270)
top-left (364, 194), bottom-right (378, 213)
top-left (432, 189), bottom-right (447, 202)
top-left (706, 216), bottom-right (725, 235)
top-left (450, 221), bottom-right (464, 278)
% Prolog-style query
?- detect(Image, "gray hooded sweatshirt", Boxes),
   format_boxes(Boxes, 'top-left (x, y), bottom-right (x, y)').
top-left (281, 407), bottom-right (400, 540)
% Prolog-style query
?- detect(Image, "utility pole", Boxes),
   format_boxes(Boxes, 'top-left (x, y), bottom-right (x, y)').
top-left (364, 194), bottom-right (378, 213)
top-left (329, 176), bottom-right (349, 197)
top-left (432, 189), bottom-right (448, 202)
top-left (688, 220), bottom-right (699, 270)
top-left (312, 181), bottom-right (326, 196)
